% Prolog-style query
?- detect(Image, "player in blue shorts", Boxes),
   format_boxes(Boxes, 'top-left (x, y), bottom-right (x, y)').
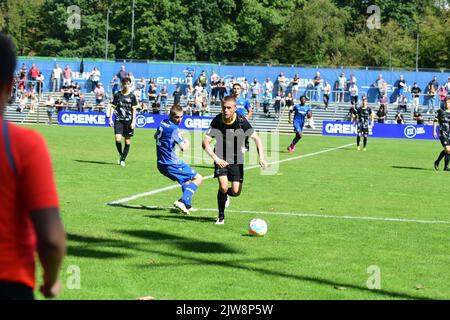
top-left (155, 105), bottom-right (203, 215)
top-left (232, 82), bottom-right (253, 151)
top-left (287, 95), bottom-right (312, 153)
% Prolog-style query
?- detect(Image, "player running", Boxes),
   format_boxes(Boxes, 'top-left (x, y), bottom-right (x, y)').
top-left (202, 96), bottom-right (268, 225)
top-left (352, 96), bottom-right (374, 151)
top-left (155, 105), bottom-right (203, 214)
top-left (287, 95), bottom-right (312, 153)
top-left (433, 95), bottom-right (450, 171)
top-left (108, 77), bottom-right (138, 166)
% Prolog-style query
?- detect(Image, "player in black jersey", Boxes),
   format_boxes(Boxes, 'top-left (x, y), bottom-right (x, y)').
top-left (108, 77), bottom-right (138, 166)
top-left (433, 95), bottom-right (450, 171)
top-left (352, 96), bottom-right (374, 151)
top-left (202, 96), bottom-right (268, 225)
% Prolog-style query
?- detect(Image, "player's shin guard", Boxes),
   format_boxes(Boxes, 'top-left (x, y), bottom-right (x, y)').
top-left (121, 144), bottom-right (130, 161)
top-left (217, 190), bottom-right (227, 219)
top-left (363, 137), bottom-right (367, 148)
top-left (116, 142), bottom-right (123, 156)
top-left (356, 136), bottom-right (361, 147)
top-left (181, 182), bottom-right (198, 206)
top-left (445, 153), bottom-right (449, 169)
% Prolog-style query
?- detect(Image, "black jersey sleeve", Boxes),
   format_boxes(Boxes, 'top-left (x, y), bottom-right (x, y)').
top-left (131, 94), bottom-right (138, 109)
top-left (239, 116), bottom-right (255, 137)
top-left (434, 109), bottom-right (441, 123)
top-left (205, 115), bottom-right (221, 138)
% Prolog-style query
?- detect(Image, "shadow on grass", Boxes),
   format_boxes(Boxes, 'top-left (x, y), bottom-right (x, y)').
top-left (66, 230), bottom-right (436, 300)
top-left (119, 230), bottom-right (239, 254)
top-left (74, 159), bottom-right (116, 166)
top-left (391, 166), bottom-right (431, 171)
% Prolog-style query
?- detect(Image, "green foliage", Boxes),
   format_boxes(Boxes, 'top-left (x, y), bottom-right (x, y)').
top-left (0, 0), bottom-right (448, 68)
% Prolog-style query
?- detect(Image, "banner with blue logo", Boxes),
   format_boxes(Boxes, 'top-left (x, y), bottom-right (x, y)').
top-left (58, 111), bottom-right (213, 131)
top-left (322, 121), bottom-right (435, 140)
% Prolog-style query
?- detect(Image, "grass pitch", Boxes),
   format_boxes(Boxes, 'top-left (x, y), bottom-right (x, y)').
top-left (30, 124), bottom-right (450, 300)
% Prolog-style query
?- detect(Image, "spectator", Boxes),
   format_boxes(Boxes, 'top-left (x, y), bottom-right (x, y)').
top-left (285, 92), bottom-right (294, 111)
top-left (60, 82), bottom-right (73, 103)
top-left (348, 73), bottom-right (357, 86)
top-left (376, 105), bottom-right (386, 123)
top-left (262, 89), bottom-right (272, 118)
top-left (76, 93), bottom-right (86, 112)
top-left (117, 65), bottom-right (127, 81)
top-left (374, 74), bottom-right (387, 100)
top-left (378, 93), bottom-right (389, 115)
top-left (395, 75), bottom-right (407, 103)
top-left (194, 90), bottom-right (204, 111)
top-left (152, 102), bottom-right (160, 114)
top-left (63, 65), bottom-right (72, 86)
top-left (36, 71), bottom-right (45, 99)
top-left (263, 77), bottom-right (274, 95)
top-left (197, 70), bottom-right (208, 89)
top-left (438, 87), bottom-right (448, 110)
top-left (159, 85), bottom-right (168, 113)
top-left (277, 72), bottom-right (287, 95)
top-left (185, 71), bottom-right (193, 88)
top-left (191, 104), bottom-right (200, 116)
top-left (274, 93), bottom-right (282, 119)
top-left (291, 74), bottom-right (300, 100)
top-left (45, 96), bottom-right (55, 124)
top-left (210, 70), bottom-right (219, 84)
top-left (414, 112), bottom-right (424, 125)
top-left (194, 80), bottom-right (203, 95)
top-left (147, 82), bottom-right (158, 106)
top-left (443, 76), bottom-right (450, 92)
top-left (173, 86), bottom-right (182, 106)
top-left (110, 75), bottom-right (120, 95)
top-left (336, 72), bottom-right (346, 103)
top-left (395, 112), bottom-right (404, 124)
top-left (397, 95), bottom-right (408, 113)
top-left (137, 77), bottom-right (147, 103)
top-left (217, 80), bottom-right (227, 102)
top-left (19, 62), bottom-right (28, 75)
top-left (29, 64), bottom-right (39, 82)
top-left (410, 82), bottom-right (422, 112)
top-left (94, 83), bottom-right (106, 111)
top-left (71, 81), bottom-right (81, 100)
top-left (54, 97), bottom-right (65, 113)
top-left (51, 64), bottom-right (63, 92)
top-left (242, 78), bottom-right (250, 99)
top-left (127, 72), bottom-right (135, 91)
top-left (29, 93), bottom-right (37, 113)
top-left (323, 80), bottom-right (331, 110)
top-left (426, 76), bottom-right (440, 114)
top-left (312, 72), bottom-right (321, 101)
top-left (17, 93), bottom-right (27, 112)
top-left (250, 78), bottom-right (261, 112)
top-left (210, 78), bottom-right (219, 104)
top-left (349, 83), bottom-right (359, 107)
top-left (90, 67), bottom-right (101, 92)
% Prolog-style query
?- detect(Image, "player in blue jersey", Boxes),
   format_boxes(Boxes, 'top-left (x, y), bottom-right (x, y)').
top-left (287, 95), bottom-right (312, 153)
top-left (232, 83), bottom-right (253, 152)
top-left (155, 105), bottom-right (203, 215)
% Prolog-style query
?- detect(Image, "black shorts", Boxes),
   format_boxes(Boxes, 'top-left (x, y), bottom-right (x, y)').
top-left (214, 164), bottom-right (244, 183)
top-left (114, 120), bottom-right (134, 137)
top-left (439, 132), bottom-right (450, 148)
top-left (358, 123), bottom-right (369, 135)
top-left (0, 281), bottom-right (34, 300)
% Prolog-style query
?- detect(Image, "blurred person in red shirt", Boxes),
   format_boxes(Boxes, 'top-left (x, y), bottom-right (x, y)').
top-left (0, 32), bottom-right (66, 300)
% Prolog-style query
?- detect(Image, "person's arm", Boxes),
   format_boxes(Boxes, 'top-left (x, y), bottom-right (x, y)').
top-left (433, 119), bottom-right (438, 138)
top-left (176, 130), bottom-right (190, 152)
top-left (250, 132), bottom-right (268, 169)
top-left (202, 135), bottom-right (228, 168)
top-left (31, 209), bottom-right (66, 298)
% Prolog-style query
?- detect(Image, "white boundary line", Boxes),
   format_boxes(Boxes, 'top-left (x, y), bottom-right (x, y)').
top-left (111, 204), bottom-right (450, 225)
top-left (108, 143), bottom-right (355, 205)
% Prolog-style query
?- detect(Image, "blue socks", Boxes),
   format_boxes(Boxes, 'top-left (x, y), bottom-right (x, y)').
top-left (181, 182), bottom-right (198, 206)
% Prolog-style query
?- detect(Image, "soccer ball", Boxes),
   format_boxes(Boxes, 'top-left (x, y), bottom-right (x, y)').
top-left (248, 218), bottom-right (268, 237)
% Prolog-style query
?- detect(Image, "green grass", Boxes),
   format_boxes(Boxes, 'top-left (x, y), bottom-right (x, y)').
top-left (28, 124), bottom-right (450, 300)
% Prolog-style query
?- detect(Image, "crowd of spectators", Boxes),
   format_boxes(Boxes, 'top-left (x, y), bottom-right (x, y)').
top-left (8, 63), bottom-right (450, 127)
